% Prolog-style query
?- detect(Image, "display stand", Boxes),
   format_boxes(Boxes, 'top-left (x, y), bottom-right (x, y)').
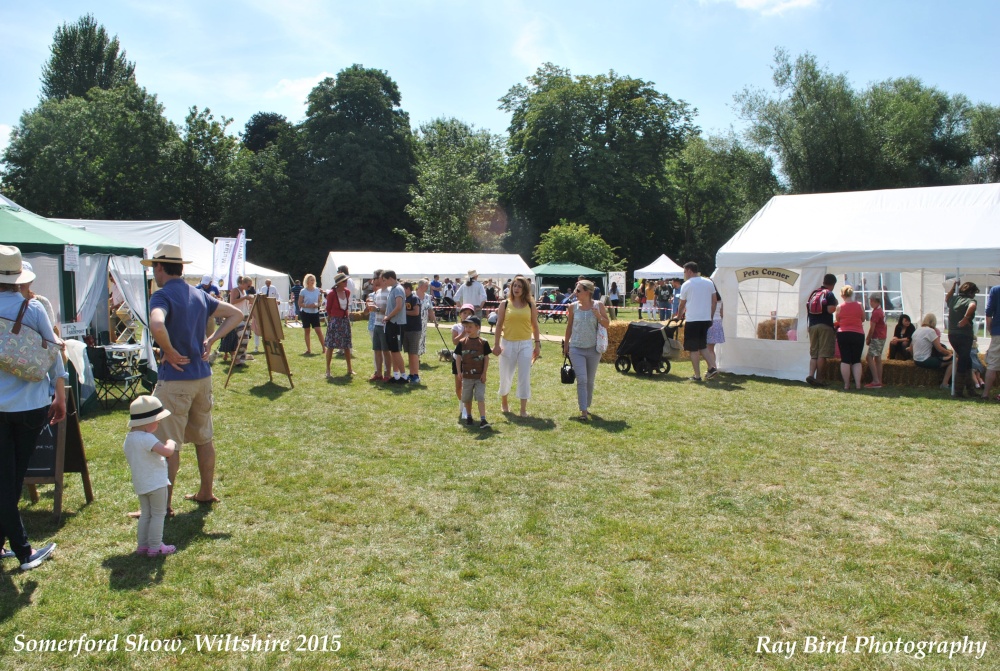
top-left (224, 296), bottom-right (293, 389)
top-left (24, 389), bottom-right (94, 521)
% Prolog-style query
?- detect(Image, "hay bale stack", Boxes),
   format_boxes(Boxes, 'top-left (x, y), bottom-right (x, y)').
top-left (757, 318), bottom-right (798, 341)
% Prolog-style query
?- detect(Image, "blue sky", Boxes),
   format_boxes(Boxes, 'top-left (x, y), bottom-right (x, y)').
top-left (2, 0), bottom-right (999, 158)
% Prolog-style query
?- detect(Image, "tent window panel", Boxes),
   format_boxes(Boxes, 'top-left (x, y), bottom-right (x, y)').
top-left (843, 272), bottom-right (903, 320)
top-left (735, 275), bottom-right (802, 341)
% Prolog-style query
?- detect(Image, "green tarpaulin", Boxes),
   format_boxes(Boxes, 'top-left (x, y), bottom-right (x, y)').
top-left (530, 262), bottom-right (604, 277)
top-left (0, 205), bottom-right (143, 256)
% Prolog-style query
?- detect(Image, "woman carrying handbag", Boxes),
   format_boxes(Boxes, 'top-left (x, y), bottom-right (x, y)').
top-left (0, 245), bottom-right (66, 571)
top-left (563, 280), bottom-right (610, 421)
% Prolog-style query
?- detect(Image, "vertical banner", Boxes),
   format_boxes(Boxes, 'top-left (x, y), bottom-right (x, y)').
top-left (213, 230), bottom-right (246, 290)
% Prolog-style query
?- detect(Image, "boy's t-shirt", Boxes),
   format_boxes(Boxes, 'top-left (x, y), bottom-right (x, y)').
top-left (870, 306), bottom-right (887, 339)
top-left (454, 336), bottom-right (492, 379)
top-left (405, 294), bottom-right (422, 331)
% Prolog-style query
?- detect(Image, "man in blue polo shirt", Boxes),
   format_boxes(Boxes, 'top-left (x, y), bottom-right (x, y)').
top-left (145, 243), bottom-right (243, 512)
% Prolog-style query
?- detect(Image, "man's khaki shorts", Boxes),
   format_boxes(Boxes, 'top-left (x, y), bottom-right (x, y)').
top-left (153, 377), bottom-right (214, 449)
top-left (809, 324), bottom-right (836, 359)
top-left (986, 337), bottom-right (1000, 372)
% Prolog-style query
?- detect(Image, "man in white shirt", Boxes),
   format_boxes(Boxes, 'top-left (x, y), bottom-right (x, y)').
top-left (454, 270), bottom-right (488, 317)
top-left (677, 261), bottom-right (719, 382)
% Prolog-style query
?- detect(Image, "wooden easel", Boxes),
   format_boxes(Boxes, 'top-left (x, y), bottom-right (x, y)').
top-left (24, 389), bottom-right (94, 521)
top-left (224, 296), bottom-right (293, 389)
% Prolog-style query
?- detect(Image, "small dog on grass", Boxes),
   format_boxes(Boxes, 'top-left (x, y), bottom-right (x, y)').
top-left (438, 348), bottom-right (453, 362)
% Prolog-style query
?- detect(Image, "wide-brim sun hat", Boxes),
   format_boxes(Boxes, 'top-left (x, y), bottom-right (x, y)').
top-left (140, 242), bottom-right (192, 267)
top-left (128, 395), bottom-right (172, 428)
top-left (0, 245), bottom-right (35, 284)
top-left (467, 269), bottom-right (478, 279)
top-left (333, 272), bottom-right (349, 285)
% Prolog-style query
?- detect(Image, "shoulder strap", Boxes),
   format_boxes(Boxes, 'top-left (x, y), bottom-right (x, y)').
top-left (11, 298), bottom-right (31, 335)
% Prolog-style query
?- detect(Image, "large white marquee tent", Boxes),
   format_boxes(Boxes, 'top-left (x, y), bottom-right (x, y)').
top-left (54, 218), bottom-right (291, 300)
top-left (321, 251), bottom-right (534, 288)
top-left (713, 183), bottom-right (1000, 381)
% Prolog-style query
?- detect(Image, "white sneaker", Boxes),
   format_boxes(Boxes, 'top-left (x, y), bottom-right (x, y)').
top-left (20, 542), bottom-right (56, 571)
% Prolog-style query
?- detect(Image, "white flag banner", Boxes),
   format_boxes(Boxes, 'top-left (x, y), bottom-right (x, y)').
top-left (213, 230), bottom-right (246, 290)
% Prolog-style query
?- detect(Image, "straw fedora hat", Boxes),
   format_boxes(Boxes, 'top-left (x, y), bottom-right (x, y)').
top-left (140, 242), bottom-right (191, 267)
top-left (0, 245), bottom-right (35, 284)
top-left (128, 395), bottom-right (172, 428)
top-left (333, 272), bottom-right (349, 286)
top-left (467, 269), bottom-right (479, 280)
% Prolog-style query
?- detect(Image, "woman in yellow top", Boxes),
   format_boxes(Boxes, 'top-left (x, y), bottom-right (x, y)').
top-left (492, 276), bottom-right (541, 417)
top-left (644, 280), bottom-right (657, 319)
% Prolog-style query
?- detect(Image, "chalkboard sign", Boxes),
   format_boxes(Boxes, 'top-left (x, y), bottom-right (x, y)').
top-left (23, 390), bottom-right (94, 520)
top-left (26, 422), bottom-right (58, 478)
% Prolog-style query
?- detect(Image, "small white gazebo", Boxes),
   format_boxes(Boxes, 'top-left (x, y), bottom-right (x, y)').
top-left (634, 254), bottom-right (685, 279)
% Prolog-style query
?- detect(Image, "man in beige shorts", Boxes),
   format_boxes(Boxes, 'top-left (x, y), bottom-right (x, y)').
top-left (806, 274), bottom-right (839, 387)
top-left (144, 243), bottom-right (243, 512)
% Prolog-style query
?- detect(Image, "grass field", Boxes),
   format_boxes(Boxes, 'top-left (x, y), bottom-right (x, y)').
top-left (1, 320), bottom-right (997, 670)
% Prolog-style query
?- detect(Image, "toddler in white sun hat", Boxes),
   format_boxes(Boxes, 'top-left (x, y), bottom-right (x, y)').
top-left (123, 396), bottom-right (177, 557)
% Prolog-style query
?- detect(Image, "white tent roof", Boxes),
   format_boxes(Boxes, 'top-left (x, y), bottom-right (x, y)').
top-left (54, 218), bottom-right (291, 298)
top-left (634, 254), bottom-right (685, 279)
top-left (717, 183), bottom-right (1000, 272)
top-left (321, 251), bottom-right (534, 288)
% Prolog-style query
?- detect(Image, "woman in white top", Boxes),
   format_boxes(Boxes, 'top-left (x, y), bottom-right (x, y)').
top-left (910, 313), bottom-right (954, 388)
top-left (297, 274), bottom-right (325, 355)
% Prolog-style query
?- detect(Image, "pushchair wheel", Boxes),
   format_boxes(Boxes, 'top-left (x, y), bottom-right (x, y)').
top-left (658, 360), bottom-right (671, 375)
top-left (614, 355), bottom-right (631, 373)
top-left (634, 358), bottom-right (652, 375)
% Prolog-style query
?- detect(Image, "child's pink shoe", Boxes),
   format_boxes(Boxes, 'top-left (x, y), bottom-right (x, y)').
top-left (147, 544), bottom-right (176, 557)
top-left (135, 546), bottom-right (149, 555)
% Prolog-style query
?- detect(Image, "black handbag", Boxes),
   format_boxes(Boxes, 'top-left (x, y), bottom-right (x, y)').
top-left (560, 346), bottom-right (576, 384)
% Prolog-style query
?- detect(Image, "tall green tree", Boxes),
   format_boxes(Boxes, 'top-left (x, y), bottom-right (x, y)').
top-left (1, 82), bottom-right (175, 219)
top-left (969, 103), bottom-right (1000, 183)
top-left (668, 134), bottom-right (780, 272)
top-left (221, 123), bottom-right (307, 276)
top-left (500, 64), bottom-right (695, 266)
top-left (737, 49), bottom-right (979, 193)
top-left (242, 112), bottom-right (292, 152)
top-left (166, 107), bottom-right (240, 234)
top-left (41, 14), bottom-right (135, 101)
top-left (401, 118), bottom-right (507, 253)
top-left (532, 221), bottom-right (624, 271)
top-left (302, 64), bottom-right (417, 263)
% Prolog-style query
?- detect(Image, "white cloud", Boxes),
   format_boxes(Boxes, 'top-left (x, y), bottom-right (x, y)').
top-left (512, 18), bottom-right (548, 69)
top-left (702, 0), bottom-right (818, 16)
top-left (264, 72), bottom-right (335, 104)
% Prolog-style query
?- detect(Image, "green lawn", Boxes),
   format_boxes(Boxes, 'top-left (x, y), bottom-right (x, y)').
top-left (1, 320), bottom-right (997, 670)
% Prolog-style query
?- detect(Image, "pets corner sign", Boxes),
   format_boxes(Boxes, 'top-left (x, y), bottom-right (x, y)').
top-left (736, 267), bottom-right (799, 286)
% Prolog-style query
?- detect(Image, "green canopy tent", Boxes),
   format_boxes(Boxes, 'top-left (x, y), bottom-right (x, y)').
top-left (530, 262), bottom-right (605, 300)
top-left (1, 203), bottom-right (149, 410)
top-left (0, 203), bottom-right (144, 324)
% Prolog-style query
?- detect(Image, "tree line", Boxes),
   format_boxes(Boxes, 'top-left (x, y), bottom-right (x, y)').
top-left (2, 16), bottom-right (998, 279)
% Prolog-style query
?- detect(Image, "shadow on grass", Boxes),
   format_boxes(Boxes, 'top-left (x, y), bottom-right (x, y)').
top-left (248, 381), bottom-right (293, 399)
top-left (504, 414), bottom-right (556, 431)
top-left (102, 507), bottom-right (230, 591)
top-left (587, 414), bottom-right (628, 432)
top-left (19, 505), bottom-right (79, 534)
top-left (324, 374), bottom-right (357, 386)
top-left (0, 574), bottom-right (37, 624)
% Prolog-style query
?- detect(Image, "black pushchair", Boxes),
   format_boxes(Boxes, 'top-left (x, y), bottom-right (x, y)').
top-left (614, 319), bottom-right (683, 375)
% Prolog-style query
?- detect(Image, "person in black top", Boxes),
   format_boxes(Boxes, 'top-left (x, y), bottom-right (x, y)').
top-left (888, 314), bottom-right (916, 360)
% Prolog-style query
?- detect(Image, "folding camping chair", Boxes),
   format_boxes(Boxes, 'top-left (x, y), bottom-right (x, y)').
top-left (87, 345), bottom-right (142, 409)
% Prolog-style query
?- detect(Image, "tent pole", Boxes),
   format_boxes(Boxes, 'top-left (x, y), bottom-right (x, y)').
top-left (952, 267), bottom-right (959, 396)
